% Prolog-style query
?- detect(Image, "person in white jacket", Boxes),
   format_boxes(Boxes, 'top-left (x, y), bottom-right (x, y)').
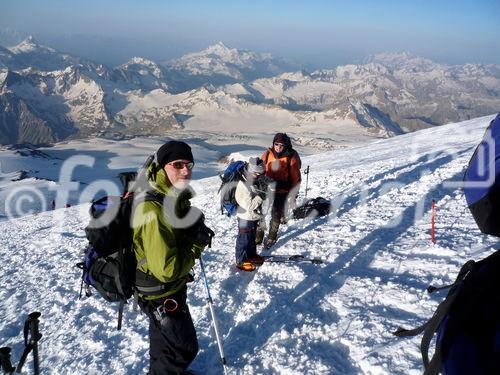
top-left (234, 157), bottom-right (268, 271)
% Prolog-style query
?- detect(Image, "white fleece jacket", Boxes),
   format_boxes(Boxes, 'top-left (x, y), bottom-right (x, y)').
top-left (235, 180), bottom-right (263, 221)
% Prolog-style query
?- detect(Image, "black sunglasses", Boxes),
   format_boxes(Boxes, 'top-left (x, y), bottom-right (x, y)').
top-left (167, 161), bottom-right (194, 170)
top-left (274, 142), bottom-right (285, 147)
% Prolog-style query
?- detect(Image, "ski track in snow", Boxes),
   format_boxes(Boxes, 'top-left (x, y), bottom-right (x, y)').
top-left (1, 114), bottom-right (499, 374)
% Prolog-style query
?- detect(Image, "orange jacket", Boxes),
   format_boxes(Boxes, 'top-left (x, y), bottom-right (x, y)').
top-left (261, 148), bottom-right (302, 193)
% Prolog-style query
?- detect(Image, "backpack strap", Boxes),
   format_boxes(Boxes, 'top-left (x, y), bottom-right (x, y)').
top-left (393, 259), bottom-right (477, 373)
top-left (137, 257), bottom-right (147, 268)
top-left (108, 248), bottom-right (129, 331)
top-left (117, 300), bottom-right (125, 331)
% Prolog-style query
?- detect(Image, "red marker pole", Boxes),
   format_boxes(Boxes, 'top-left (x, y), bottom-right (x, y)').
top-left (431, 199), bottom-right (436, 244)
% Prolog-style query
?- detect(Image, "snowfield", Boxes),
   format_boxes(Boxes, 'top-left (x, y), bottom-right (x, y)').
top-left (0, 114), bottom-right (499, 374)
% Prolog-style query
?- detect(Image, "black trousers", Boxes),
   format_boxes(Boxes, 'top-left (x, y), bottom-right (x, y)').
top-left (268, 192), bottom-right (288, 239)
top-left (141, 288), bottom-right (199, 375)
top-left (271, 192), bottom-right (288, 223)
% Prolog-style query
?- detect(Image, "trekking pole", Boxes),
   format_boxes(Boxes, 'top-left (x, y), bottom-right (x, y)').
top-left (0, 347), bottom-right (15, 374)
top-left (199, 257), bottom-right (228, 373)
top-left (199, 237), bottom-right (228, 373)
top-left (16, 312), bottom-right (42, 375)
top-left (431, 199), bottom-right (436, 244)
top-left (303, 165), bottom-right (310, 199)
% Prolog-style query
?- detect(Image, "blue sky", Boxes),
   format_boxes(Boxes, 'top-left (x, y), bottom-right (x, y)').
top-left (1, 0), bottom-right (499, 67)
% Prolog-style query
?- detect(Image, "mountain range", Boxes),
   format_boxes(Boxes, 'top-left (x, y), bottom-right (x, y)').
top-left (1, 37), bottom-right (499, 145)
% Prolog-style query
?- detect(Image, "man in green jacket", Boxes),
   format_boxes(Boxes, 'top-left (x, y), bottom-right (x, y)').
top-left (133, 140), bottom-right (212, 374)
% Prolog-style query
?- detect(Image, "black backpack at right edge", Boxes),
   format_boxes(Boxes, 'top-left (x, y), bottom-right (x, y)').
top-left (393, 113), bottom-right (500, 375)
top-left (393, 251), bottom-right (500, 375)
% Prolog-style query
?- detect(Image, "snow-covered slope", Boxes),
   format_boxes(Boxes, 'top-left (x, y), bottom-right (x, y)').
top-left (0, 115), bottom-right (498, 374)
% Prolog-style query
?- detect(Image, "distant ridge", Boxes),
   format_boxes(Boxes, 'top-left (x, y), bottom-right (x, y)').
top-left (0, 37), bottom-right (499, 145)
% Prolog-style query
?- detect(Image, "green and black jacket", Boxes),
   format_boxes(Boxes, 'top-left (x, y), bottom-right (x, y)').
top-left (132, 161), bottom-right (203, 300)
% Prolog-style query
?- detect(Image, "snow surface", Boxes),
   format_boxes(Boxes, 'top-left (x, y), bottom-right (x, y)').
top-left (1, 114), bottom-right (499, 374)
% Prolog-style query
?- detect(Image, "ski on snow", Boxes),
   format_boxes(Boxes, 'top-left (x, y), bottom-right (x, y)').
top-left (261, 254), bottom-right (323, 264)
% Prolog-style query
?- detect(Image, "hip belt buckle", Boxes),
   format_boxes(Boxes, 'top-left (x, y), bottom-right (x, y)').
top-left (153, 298), bottom-right (179, 321)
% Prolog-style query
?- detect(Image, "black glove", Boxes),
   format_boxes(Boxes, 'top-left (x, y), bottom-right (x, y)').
top-left (186, 207), bottom-right (215, 248)
top-left (193, 220), bottom-right (215, 248)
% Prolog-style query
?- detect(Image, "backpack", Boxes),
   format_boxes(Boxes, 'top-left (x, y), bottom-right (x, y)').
top-left (393, 250), bottom-right (500, 375)
top-left (463, 113), bottom-right (500, 236)
top-left (218, 160), bottom-right (247, 216)
top-left (292, 197), bottom-right (331, 219)
top-left (77, 191), bottom-right (163, 330)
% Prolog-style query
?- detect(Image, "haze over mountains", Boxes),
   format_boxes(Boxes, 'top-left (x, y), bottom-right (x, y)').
top-left (1, 36), bottom-right (499, 146)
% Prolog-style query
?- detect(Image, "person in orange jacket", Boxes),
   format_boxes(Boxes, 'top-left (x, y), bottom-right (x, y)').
top-left (258, 133), bottom-right (301, 248)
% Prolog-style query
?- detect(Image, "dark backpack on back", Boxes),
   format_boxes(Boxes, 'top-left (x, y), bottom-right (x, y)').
top-left (77, 191), bottom-right (163, 330)
top-left (393, 250), bottom-right (500, 375)
top-left (218, 160), bottom-right (247, 216)
top-left (292, 197), bottom-right (331, 219)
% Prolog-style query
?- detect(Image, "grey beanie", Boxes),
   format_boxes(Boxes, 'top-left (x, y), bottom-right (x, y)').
top-left (248, 157), bottom-right (265, 174)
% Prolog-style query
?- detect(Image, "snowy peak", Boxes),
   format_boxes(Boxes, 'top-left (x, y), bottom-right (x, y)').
top-left (114, 56), bottom-right (169, 90)
top-left (183, 41), bottom-right (261, 64)
top-left (204, 41), bottom-right (234, 56)
top-left (118, 56), bottom-right (164, 79)
top-left (201, 41), bottom-right (273, 64)
top-left (121, 56), bottom-right (160, 68)
top-left (1, 36), bottom-right (87, 72)
top-left (9, 35), bottom-right (55, 54)
top-left (365, 51), bottom-right (438, 71)
top-left (166, 42), bottom-right (302, 83)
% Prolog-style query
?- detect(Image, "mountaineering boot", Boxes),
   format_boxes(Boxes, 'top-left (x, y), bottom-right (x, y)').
top-left (247, 254), bottom-right (265, 266)
top-left (255, 227), bottom-right (264, 245)
top-left (264, 220), bottom-right (279, 249)
top-left (236, 262), bottom-right (257, 272)
top-left (263, 237), bottom-right (277, 250)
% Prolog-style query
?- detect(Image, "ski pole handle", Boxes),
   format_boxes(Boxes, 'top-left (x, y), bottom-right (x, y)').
top-left (28, 312), bottom-right (42, 375)
top-left (304, 165), bottom-right (310, 199)
top-left (0, 347), bottom-right (15, 374)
